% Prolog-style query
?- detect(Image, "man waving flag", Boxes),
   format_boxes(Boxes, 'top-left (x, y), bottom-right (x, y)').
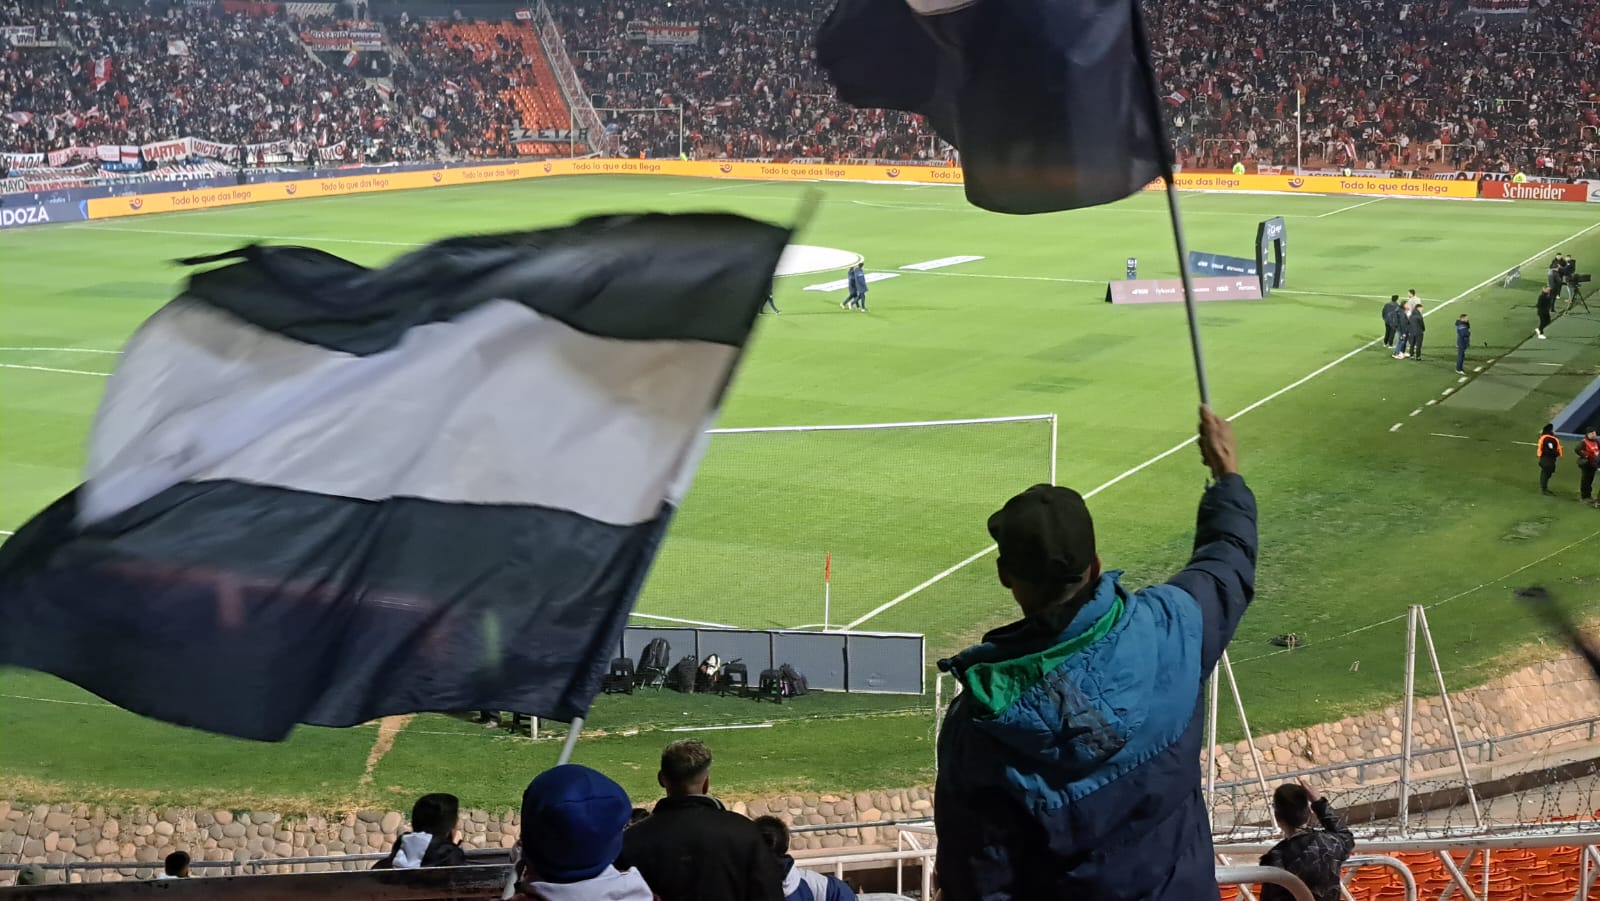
top-left (0, 213), bottom-right (789, 741)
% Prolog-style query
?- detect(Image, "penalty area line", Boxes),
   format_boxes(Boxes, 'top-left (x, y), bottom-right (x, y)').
top-left (844, 217), bottom-right (1600, 632)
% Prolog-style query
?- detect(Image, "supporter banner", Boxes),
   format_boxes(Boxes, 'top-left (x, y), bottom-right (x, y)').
top-left (300, 28), bottom-right (384, 50)
top-left (46, 147), bottom-right (95, 167)
top-left (1149, 172), bottom-right (1478, 199)
top-left (514, 7), bottom-right (531, 18)
top-left (3, 152), bottom-right (45, 166)
top-left (0, 26), bottom-right (36, 43)
top-left (221, 0), bottom-right (281, 14)
top-left (1481, 180), bottom-right (1589, 202)
top-left (643, 24), bottom-right (700, 45)
top-left (167, 39), bottom-right (188, 56)
top-left (1106, 276), bottom-right (1263, 305)
top-left (142, 138), bottom-right (190, 163)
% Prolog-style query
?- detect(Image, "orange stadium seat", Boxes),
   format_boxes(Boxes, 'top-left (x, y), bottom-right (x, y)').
top-left (431, 21), bottom-right (578, 144)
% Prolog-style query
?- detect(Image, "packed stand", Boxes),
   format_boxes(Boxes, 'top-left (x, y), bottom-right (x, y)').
top-left (1145, 0), bottom-right (1600, 176)
top-left (0, 0), bottom-right (433, 162)
top-left (551, 0), bottom-right (937, 161)
top-left (384, 17), bottom-right (549, 159)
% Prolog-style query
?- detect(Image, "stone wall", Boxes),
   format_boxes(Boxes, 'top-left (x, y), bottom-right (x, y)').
top-left (3, 655), bottom-right (1597, 882)
top-left (1208, 653), bottom-right (1600, 789)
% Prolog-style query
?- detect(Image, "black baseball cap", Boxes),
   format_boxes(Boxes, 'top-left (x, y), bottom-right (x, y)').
top-left (987, 484), bottom-right (1096, 585)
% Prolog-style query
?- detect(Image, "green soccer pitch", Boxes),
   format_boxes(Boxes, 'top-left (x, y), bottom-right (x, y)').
top-left (1, 175), bottom-right (1597, 812)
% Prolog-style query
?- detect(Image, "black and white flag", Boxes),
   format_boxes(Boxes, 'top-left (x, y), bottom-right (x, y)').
top-left (0, 213), bottom-right (790, 740)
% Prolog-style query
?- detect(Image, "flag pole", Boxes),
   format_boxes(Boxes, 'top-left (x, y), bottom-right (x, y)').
top-left (1162, 177), bottom-right (1212, 408)
top-left (823, 552), bottom-right (832, 631)
top-left (556, 716), bottom-right (584, 765)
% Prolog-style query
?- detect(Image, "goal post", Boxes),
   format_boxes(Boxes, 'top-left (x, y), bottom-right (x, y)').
top-left (634, 414), bottom-right (1058, 633)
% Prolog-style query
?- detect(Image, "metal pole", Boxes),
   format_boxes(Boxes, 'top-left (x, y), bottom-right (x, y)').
top-left (1295, 91), bottom-right (1303, 174)
top-left (556, 716), bottom-right (584, 765)
top-left (1161, 177), bottom-right (1211, 407)
top-left (569, 107), bottom-right (574, 158)
top-left (1417, 607), bottom-right (1484, 827)
top-left (1206, 673), bottom-right (1220, 814)
top-left (1400, 605), bottom-right (1418, 834)
top-left (1220, 652), bottom-right (1271, 807)
top-left (823, 580), bottom-right (831, 632)
top-left (678, 105), bottom-right (685, 159)
top-left (1049, 414), bottom-right (1059, 485)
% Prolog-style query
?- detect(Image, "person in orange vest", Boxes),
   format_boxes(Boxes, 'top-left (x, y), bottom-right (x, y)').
top-left (1577, 428), bottom-right (1600, 506)
top-left (1538, 424), bottom-right (1563, 496)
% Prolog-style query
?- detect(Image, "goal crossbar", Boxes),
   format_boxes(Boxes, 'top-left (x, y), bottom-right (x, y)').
top-left (706, 413), bottom-right (1058, 486)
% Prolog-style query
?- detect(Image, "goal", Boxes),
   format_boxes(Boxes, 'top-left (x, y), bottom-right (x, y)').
top-left (633, 414), bottom-right (1058, 633)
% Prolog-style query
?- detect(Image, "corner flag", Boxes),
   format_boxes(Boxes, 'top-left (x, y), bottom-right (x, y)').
top-left (0, 213), bottom-right (790, 740)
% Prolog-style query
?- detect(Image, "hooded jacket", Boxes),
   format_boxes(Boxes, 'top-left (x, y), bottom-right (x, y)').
top-left (779, 854), bottom-right (855, 901)
top-left (934, 474), bottom-right (1257, 900)
top-left (518, 865), bottom-right (657, 901)
top-left (372, 831), bottom-right (467, 870)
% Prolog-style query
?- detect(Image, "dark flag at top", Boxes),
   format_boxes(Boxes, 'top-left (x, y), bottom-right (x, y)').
top-left (0, 213), bottom-right (789, 741)
top-left (815, 0), bottom-right (1171, 215)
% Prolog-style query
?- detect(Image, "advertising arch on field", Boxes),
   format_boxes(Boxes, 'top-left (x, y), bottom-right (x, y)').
top-left (1256, 216), bottom-right (1287, 296)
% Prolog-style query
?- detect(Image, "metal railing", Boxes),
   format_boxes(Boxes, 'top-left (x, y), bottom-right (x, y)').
top-left (532, 0), bottom-right (606, 157)
top-left (1220, 828), bottom-right (1600, 901)
top-left (1208, 713), bottom-right (1600, 809)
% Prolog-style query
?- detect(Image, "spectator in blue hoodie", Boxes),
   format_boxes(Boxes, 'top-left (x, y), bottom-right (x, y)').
top-left (1455, 314), bottom-right (1471, 375)
top-left (753, 816), bottom-right (856, 901)
top-left (515, 765), bottom-right (657, 901)
top-left (935, 407), bottom-right (1256, 900)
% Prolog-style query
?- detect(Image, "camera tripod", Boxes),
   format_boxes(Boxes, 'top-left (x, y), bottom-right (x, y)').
top-left (1565, 280), bottom-right (1591, 314)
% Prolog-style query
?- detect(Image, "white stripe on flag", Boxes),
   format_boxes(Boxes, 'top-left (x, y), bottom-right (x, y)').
top-left (83, 299), bottom-right (735, 527)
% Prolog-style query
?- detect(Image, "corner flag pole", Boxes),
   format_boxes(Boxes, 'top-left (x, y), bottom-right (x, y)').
top-left (823, 552), bottom-right (832, 631)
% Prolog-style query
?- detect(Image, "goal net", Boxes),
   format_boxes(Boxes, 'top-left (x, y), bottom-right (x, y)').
top-left (634, 415), bottom-right (1057, 633)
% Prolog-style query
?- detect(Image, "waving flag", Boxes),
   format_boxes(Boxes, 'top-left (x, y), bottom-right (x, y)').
top-left (0, 213), bottom-right (789, 741)
top-left (816, 0), bottom-right (1170, 214)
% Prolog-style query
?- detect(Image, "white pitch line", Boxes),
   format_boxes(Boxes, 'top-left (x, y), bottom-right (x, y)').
top-left (1410, 409), bottom-right (1423, 416)
top-left (0, 530), bottom-right (13, 536)
top-left (877, 269), bottom-right (1102, 285)
top-left (1275, 289), bottom-right (1393, 300)
top-left (667, 723), bottom-right (774, 733)
top-left (0, 346), bottom-right (121, 355)
top-left (1458, 377), bottom-right (1469, 383)
top-left (68, 224), bottom-right (424, 247)
top-left (1426, 400), bottom-right (1438, 406)
top-left (668, 181), bottom-right (759, 196)
top-left (1474, 366), bottom-right (1484, 372)
top-left (1390, 423), bottom-right (1404, 432)
top-left (845, 217), bottom-right (1600, 631)
top-left (628, 611), bottom-right (737, 629)
top-left (1430, 433), bottom-right (1470, 440)
top-left (0, 362), bottom-right (110, 377)
top-left (1315, 198), bottom-right (1385, 219)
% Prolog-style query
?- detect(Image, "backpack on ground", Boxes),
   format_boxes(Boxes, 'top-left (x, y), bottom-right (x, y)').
top-left (666, 655), bottom-right (700, 693)
top-left (638, 638), bottom-right (671, 673)
top-left (778, 663), bottom-right (809, 697)
top-left (601, 657), bottom-right (635, 695)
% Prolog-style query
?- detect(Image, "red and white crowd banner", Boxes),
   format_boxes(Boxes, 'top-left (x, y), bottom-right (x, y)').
top-left (642, 24), bottom-right (700, 45)
top-left (142, 138), bottom-right (191, 163)
top-left (300, 28), bottom-right (384, 49)
top-left (1481, 180), bottom-right (1591, 202)
top-left (514, 8), bottom-right (531, 19)
top-left (46, 146), bottom-right (96, 166)
top-left (1, 25), bottom-right (36, 43)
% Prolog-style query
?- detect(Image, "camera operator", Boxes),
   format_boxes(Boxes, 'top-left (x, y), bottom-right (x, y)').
top-left (1559, 254), bottom-right (1579, 302)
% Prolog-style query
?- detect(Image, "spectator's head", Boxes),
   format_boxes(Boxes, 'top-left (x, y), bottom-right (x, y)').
top-left (1272, 783), bottom-right (1313, 835)
top-left (1587, 428), bottom-right (1597, 441)
top-left (988, 484), bottom-right (1100, 625)
top-left (1414, 302), bottom-right (1424, 313)
top-left (1408, 289), bottom-right (1417, 298)
top-left (628, 807), bottom-right (651, 828)
top-left (1390, 294), bottom-right (1399, 303)
top-left (410, 792), bottom-right (460, 840)
top-left (519, 765), bottom-right (632, 884)
top-left (1458, 314), bottom-right (1468, 322)
top-left (15, 865), bottom-right (45, 886)
top-left (1542, 423), bottom-right (1555, 436)
top-left (753, 815), bottom-right (790, 857)
top-left (163, 851), bottom-right (190, 878)
top-left (658, 739), bottom-right (714, 797)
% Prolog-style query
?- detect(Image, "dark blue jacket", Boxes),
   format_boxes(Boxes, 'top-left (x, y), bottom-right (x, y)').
top-left (934, 475), bottom-right (1257, 900)
top-left (1456, 319), bottom-right (1471, 347)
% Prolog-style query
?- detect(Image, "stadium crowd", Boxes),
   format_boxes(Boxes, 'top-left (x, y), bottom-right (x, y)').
top-left (3, 0), bottom-right (1597, 175)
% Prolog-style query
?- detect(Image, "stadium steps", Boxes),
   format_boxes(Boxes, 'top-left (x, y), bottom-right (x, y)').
top-left (436, 22), bottom-right (574, 145)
